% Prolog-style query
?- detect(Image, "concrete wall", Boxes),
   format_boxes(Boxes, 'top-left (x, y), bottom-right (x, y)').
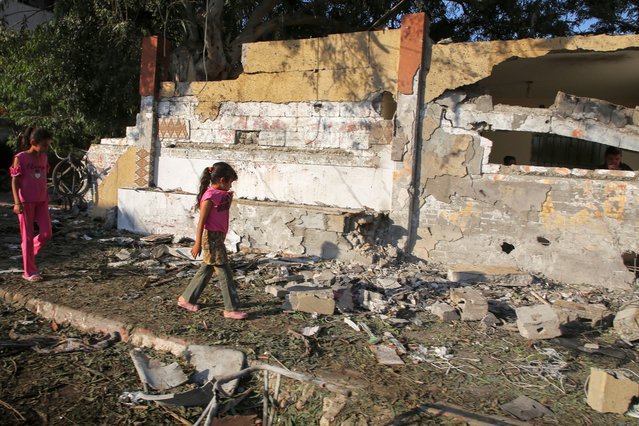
top-left (97, 17), bottom-right (639, 287)
top-left (114, 26), bottom-right (405, 261)
top-left (415, 91), bottom-right (639, 288)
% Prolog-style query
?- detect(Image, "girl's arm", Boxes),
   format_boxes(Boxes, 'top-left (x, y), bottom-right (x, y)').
top-left (191, 200), bottom-right (213, 259)
top-left (10, 156), bottom-right (22, 215)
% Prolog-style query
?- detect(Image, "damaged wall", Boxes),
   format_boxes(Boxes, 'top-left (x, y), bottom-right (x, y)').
top-left (416, 90), bottom-right (639, 288)
top-left (99, 15), bottom-right (639, 288)
top-left (115, 25), bottom-right (407, 260)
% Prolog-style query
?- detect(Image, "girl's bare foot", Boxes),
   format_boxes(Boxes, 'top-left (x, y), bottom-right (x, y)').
top-left (177, 296), bottom-right (199, 312)
top-left (223, 311), bottom-right (248, 320)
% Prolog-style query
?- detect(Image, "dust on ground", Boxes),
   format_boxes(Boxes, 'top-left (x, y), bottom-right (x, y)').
top-left (1, 203), bottom-right (638, 425)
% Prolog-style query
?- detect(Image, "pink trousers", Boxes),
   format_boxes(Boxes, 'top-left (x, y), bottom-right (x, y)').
top-left (18, 201), bottom-right (52, 277)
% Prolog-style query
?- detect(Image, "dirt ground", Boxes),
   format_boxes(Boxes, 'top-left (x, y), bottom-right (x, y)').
top-left (1, 201), bottom-right (639, 425)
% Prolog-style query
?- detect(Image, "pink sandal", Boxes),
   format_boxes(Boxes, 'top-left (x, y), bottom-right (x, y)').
top-left (177, 297), bottom-right (199, 312)
top-left (223, 311), bottom-right (248, 320)
top-left (23, 274), bottom-right (43, 282)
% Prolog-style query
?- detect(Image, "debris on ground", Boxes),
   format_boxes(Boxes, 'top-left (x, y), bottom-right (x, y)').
top-left (3, 205), bottom-right (639, 424)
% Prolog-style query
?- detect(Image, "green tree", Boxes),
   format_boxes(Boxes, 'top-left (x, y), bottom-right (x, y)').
top-left (0, 0), bottom-right (636, 149)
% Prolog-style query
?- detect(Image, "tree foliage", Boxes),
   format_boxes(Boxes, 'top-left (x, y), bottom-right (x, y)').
top-left (0, 0), bottom-right (636, 149)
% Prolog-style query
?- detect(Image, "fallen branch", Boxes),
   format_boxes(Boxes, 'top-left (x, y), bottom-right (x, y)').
top-left (0, 399), bottom-right (25, 421)
top-left (194, 362), bottom-right (351, 426)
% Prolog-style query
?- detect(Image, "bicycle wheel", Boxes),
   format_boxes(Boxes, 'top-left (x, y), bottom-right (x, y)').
top-left (52, 159), bottom-right (91, 196)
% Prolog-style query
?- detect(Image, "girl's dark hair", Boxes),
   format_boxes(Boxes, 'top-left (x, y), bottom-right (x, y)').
top-left (21, 127), bottom-right (52, 149)
top-left (195, 162), bottom-right (238, 209)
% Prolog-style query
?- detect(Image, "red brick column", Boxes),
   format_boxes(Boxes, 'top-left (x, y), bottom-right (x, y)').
top-left (389, 12), bottom-right (431, 252)
top-left (397, 12), bottom-right (430, 96)
top-left (135, 36), bottom-right (170, 188)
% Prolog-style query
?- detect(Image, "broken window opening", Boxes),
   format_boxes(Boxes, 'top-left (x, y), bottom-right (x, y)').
top-left (622, 252), bottom-right (639, 278)
top-left (483, 130), bottom-right (639, 171)
top-left (501, 242), bottom-right (515, 254)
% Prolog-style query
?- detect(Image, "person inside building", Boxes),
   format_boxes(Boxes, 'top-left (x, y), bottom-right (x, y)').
top-left (503, 155), bottom-right (517, 166)
top-left (599, 146), bottom-right (633, 171)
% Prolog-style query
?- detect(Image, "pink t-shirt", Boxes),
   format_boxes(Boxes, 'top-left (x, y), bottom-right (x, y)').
top-left (9, 151), bottom-right (48, 203)
top-left (201, 187), bottom-right (233, 234)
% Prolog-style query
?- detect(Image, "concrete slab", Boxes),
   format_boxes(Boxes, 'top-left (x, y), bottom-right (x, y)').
top-left (448, 264), bottom-right (533, 286)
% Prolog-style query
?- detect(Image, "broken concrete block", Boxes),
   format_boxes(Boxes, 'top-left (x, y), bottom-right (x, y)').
top-left (614, 306), bottom-right (639, 341)
top-left (447, 264), bottom-right (533, 286)
top-left (334, 287), bottom-right (354, 312)
top-left (375, 277), bottom-right (401, 290)
top-left (359, 290), bottom-right (387, 313)
top-left (313, 270), bottom-right (336, 285)
top-left (500, 395), bottom-right (553, 421)
top-left (481, 312), bottom-right (500, 328)
top-left (264, 285), bottom-right (287, 298)
top-left (552, 300), bottom-right (612, 327)
top-left (369, 344), bottom-right (404, 365)
top-left (516, 304), bottom-right (562, 339)
top-left (319, 394), bottom-right (348, 426)
top-left (449, 288), bottom-right (488, 321)
top-left (474, 95), bottom-right (493, 113)
top-left (288, 289), bottom-right (335, 315)
top-left (587, 368), bottom-right (639, 413)
top-left (429, 302), bottom-right (460, 322)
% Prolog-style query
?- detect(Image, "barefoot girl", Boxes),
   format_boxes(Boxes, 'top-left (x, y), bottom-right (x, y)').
top-left (177, 162), bottom-right (247, 320)
top-left (10, 128), bottom-right (53, 282)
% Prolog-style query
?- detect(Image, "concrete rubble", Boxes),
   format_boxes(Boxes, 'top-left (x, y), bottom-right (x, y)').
top-left (5, 211), bottom-right (639, 423)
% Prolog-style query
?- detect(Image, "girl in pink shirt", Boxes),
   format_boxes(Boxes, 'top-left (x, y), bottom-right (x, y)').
top-left (10, 128), bottom-right (53, 282)
top-left (177, 162), bottom-right (248, 320)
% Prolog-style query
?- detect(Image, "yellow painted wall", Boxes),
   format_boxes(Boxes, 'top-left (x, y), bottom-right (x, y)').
top-left (159, 28), bottom-right (401, 120)
top-left (428, 34), bottom-right (639, 102)
top-left (93, 147), bottom-right (137, 216)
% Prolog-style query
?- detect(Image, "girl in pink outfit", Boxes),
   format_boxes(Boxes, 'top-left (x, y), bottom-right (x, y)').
top-left (10, 128), bottom-right (53, 282)
top-left (177, 162), bottom-right (248, 320)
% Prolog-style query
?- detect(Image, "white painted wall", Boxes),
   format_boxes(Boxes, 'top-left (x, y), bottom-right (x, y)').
top-left (155, 154), bottom-right (394, 210)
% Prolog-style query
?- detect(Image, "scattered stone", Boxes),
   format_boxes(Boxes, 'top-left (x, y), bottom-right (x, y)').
top-left (266, 275), bottom-right (305, 285)
top-left (429, 302), bottom-right (460, 322)
top-left (359, 290), bottom-right (387, 313)
top-left (140, 233), bottom-right (174, 244)
top-left (500, 395), bottom-right (553, 421)
top-left (449, 288), bottom-right (488, 321)
top-left (151, 245), bottom-right (169, 259)
top-left (301, 326), bottom-right (320, 337)
top-left (319, 394), bottom-right (348, 426)
top-left (115, 249), bottom-right (132, 261)
top-left (375, 277), bottom-right (401, 290)
top-left (288, 289), bottom-right (335, 315)
top-left (614, 305), bottom-right (639, 341)
top-left (135, 259), bottom-right (162, 269)
top-left (516, 304), bottom-right (562, 339)
top-left (587, 368), bottom-right (639, 413)
top-left (264, 285), bottom-right (287, 298)
top-left (313, 270), bottom-right (336, 285)
top-left (334, 287), bottom-right (355, 312)
top-left (369, 344), bottom-right (404, 365)
top-left (481, 312), bottom-right (500, 328)
top-left (108, 260), bottom-right (132, 268)
top-left (552, 300), bottom-right (613, 327)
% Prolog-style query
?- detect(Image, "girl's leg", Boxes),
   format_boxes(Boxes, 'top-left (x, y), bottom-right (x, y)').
top-left (181, 263), bottom-right (215, 304)
top-left (33, 201), bottom-right (52, 255)
top-left (17, 203), bottom-right (38, 277)
top-left (214, 264), bottom-right (241, 311)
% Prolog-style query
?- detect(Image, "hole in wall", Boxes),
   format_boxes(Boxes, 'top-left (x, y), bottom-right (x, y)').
top-left (501, 242), bottom-right (515, 254)
top-left (537, 237), bottom-right (551, 246)
top-left (372, 91), bottom-right (397, 119)
top-left (622, 251), bottom-right (639, 278)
